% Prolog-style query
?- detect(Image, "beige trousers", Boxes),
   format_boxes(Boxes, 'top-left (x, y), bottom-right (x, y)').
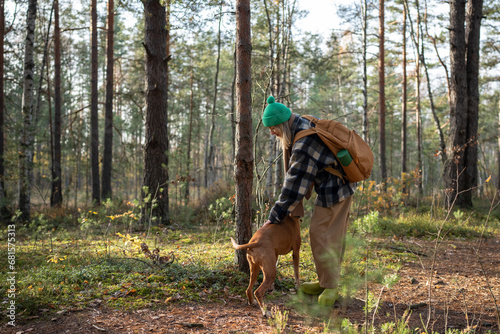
top-left (309, 196), bottom-right (353, 289)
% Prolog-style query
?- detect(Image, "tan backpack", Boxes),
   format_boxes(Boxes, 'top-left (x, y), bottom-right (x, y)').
top-left (292, 115), bottom-right (374, 182)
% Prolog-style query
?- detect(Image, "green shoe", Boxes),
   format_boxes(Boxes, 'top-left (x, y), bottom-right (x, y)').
top-left (300, 281), bottom-right (324, 295)
top-left (318, 288), bottom-right (339, 306)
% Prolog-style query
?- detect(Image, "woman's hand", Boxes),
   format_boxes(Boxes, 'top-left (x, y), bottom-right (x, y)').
top-left (262, 220), bottom-right (273, 228)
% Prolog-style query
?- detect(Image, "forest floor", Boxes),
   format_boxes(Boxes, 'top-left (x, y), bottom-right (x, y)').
top-left (4, 236), bottom-right (499, 334)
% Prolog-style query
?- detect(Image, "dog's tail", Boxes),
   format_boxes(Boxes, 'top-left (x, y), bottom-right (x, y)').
top-left (230, 237), bottom-right (259, 250)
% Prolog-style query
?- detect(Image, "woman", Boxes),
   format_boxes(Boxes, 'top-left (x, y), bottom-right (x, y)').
top-left (262, 96), bottom-right (356, 306)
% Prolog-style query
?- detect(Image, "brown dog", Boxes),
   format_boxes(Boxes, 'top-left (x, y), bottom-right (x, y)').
top-left (231, 215), bottom-right (301, 316)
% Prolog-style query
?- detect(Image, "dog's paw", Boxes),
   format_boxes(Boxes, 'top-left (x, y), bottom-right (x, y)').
top-left (262, 309), bottom-right (271, 318)
top-left (247, 299), bottom-right (257, 307)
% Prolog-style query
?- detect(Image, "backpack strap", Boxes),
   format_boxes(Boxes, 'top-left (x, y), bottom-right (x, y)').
top-left (292, 124), bottom-right (344, 181)
top-left (323, 166), bottom-right (344, 180)
top-left (292, 128), bottom-right (316, 145)
top-left (302, 115), bottom-right (318, 124)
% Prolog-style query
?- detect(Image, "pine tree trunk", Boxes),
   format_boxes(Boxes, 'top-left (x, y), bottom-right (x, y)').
top-left (206, 2), bottom-right (223, 189)
top-left (185, 66), bottom-right (194, 202)
top-left (35, 3), bottom-right (52, 198)
top-left (0, 0), bottom-right (8, 219)
top-left (263, 0), bottom-right (274, 96)
top-left (464, 0), bottom-right (483, 200)
top-left (415, 0), bottom-right (423, 195)
top-left (234, 0), bottom-right (253, 273)
top-left (263, 0), bottom-right (275, 199)
top-left (143, 0), bottom-right (169, 223)
top-left (498, 99), bottom-right (500, 191)
top-left (422, 9), bottom-right (447, 165)
top-left (102, 0), bottom-right (114, 200)
top-left (378, 0), bottom-right (387, 184)
top-left (230, 45), bottom-right (236, 163)
top-left (19, 0), bottom-right (37, 222)
top-left (51, 0), bottom-right (62, 207)
top-left (361, 0), bottom-right (369, 143)
top-left (401, 2), bottom-right (407, 179)
top-left (445, 0), bottom-right (468, 208)
top-left (90, 0), bottom-right (100, 205)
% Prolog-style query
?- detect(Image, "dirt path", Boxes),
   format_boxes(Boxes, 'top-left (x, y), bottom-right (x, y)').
top-left (4, 237), bottom-right (499, 333)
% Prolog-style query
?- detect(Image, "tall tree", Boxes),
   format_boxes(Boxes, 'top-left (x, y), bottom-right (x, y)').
top-left (234, 0), bottom-right (253, 273)
top-left (404, 0), bottom-right (429, 194)
top-left (415, 0), bottom-right (423, 195)
top-left (0, 0), bottom-right (7, 219)
top-left (90, 0), bottom-right (100, 205)
top-left (498, 99), bottom-right (500, 191)
top-left (185, 63), bottom-right (194, 202)
top-left (361, 0), bottom-right (369, 142)
top-left (422, 1), bottom-right (447, 165)
top-left (444, 0), bottom-right (483, 208)
top-left (19, 0), bottom-right (37, 222)
top-left (143, 0), bottom-right (169, 223)
top-left (102, 0), bottom-right (114, 200)
top-left (378, 0), bottom-right (387, 184)
top-left (401, 2), bottom-right (407, 180)
top-left (205, 1), bottom-right (223, 188)
top-left (464, 0), bottom-right (483, 198)
top-left (51, 0), bottom-right (62, 207)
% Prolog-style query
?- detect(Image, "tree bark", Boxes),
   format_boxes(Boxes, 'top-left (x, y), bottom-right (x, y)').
top-left (0, 0), bottom-right (7, 219)
top-left (498, 99), bottom-right (500, 190)
top-left (263, 0), bottom-right (274, 200)
top-left (230, 44), bottom-right (236, 163)
top-left (361, 0), bottom-right (369, 143)
top-left (51, 0), bottom-right (63, 207)
top-left (19, 0), bottom-right (37, 222)
top-left (205, 2), bottom-right (223, 188)
top-left (401, 2), bottom-right (407, 179)
top-left (445, 0), bottom-right (468, 207)
top-left (422, 3), bottom-right (447, 164)
top-left (143, 0), bottom-right (169, 223)
top-left (464, 0), bottom-right (483, 199)
top-left (90, 0), bottom-right (100, 205)
top-left (378, 0), bottom-right (387, 184)
top-left (263, 0), bottom-right (275, 97)
top-left (35, 2), bottom-right (53, 196)
top-left (415, 0), bottom-right (423, 195)
top-left (234, 0), bottom-right (253, 273)
top-left (185, 65), bottom-right (194, 202)
top-left (102, 0), bottom-right (114, 200)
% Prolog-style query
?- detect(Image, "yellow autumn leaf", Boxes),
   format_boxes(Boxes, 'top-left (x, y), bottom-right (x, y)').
top-left (486, 175), bottom-right (491, 183)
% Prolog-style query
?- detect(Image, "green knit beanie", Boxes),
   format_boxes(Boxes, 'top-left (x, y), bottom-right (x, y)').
top-left (262, 96), bottom-right (291, 127)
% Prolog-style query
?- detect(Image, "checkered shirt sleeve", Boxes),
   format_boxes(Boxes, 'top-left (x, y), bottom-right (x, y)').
top-left (268, 124), bottom-right (356, 224)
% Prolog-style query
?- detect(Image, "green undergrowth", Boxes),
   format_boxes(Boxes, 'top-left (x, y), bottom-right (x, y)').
top-left (0, 204), bottom-right (498, 332)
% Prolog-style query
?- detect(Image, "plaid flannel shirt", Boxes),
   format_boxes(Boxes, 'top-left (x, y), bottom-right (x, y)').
top-left (268, 115), bottom-right (356, 224)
